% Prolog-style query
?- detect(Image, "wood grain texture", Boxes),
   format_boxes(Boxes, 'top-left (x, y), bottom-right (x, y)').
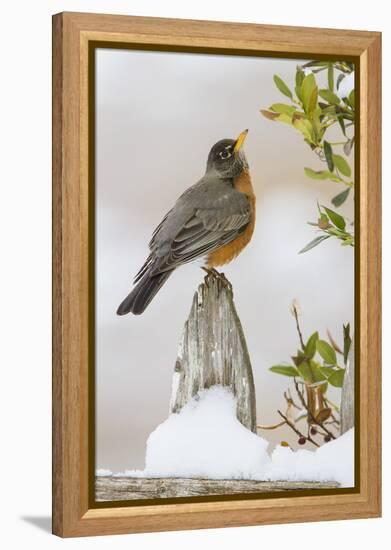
top-left (52, 12), bottom-right (382, 538)
top-left (359, 32), bottom-right (382, 518)
top-left (96, 477), bottom-right (339, 501)
top-left (341, 337), bottom-right (355, 434)
top-left (52, 12), bottom-right (63, 537)
top-left (66, 11), bottom-right (379, 56)
top-left (171, 274), bottom-right (256, 432)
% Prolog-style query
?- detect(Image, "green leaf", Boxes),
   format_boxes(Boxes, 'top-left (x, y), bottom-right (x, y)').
top-left (319, 89), bottom-right (340, 105)
top-left (338, 115), bottom-right (347, 137)
top-left (343, 137), bottom-right (355, 156)
top-left (292, 112), bottom-right (307, 122)
top-left (333, 154), bottom-right (352, 177)
top-left (295, 87), bottom-right (302, 101)
top-left (320, 104), bottom-right (337, 115)
top-left (332, 188), bottom-right (350, 207)
top-left (322, 206), bottom-right (346, 230)
top-left (303, 61), bottom-right (328, 69)
top-left (299, 235), bottom-right (330, 254)
top-left (295, 67), bottom-right (305, 89)
top-left (311, 107), bottom-right (323, 140)
top-left (318, 213), bottom-right (330, 229)
top-left (305, 331), bottom-right (319, 359)
top-left (297, 361), bottom-right (313, 382)
top-left (270, 103), bottom-right (296, 115)
top-left (309, 359), bottom-right (328, 384)
top-left (293, 119), bottom-right (314, 143)
top-left (317, 340), bottom-right (337, 365)
top-left (295, 67), bottom-right (308, 101)
top-left (348, 90), bottom-right (355, 109)
top-left (320, 366), bottom-right (333, 379)
top-left (328, 369), bottom-right (345, 388)
top-left (273, 75), bottom-right (293, 99)
top-left (304, 168), bottom-right (329, 180)
top-left (343, 323), bottom-right (352, 365)
top-left (269, 365), bottom-right (300, 377)
top-left (341, 238), bottom-right (354, 247)
top-left (323, 140), bottom-right (334, 171)
top-left (260, 109), bottom-right (280, 121)
top-left (327, 63), bottom-right (334, 91)
top-left (308, 86), bottom-right (319, 113)
top-left (276, 113), bottom-right (293, 125)
top-left (336, 73), bottom-right (346, 90)
top-left (301, 73), bottom-right (317, 113)
top-left (304, 168), bottom-right (341, 182)
top-left (292, 352), bottom-right (306, 367)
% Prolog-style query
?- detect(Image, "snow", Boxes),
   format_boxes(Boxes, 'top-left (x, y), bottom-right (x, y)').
top-left (96, 468), bottom-right (112, 477)
top-left (267, 429), bottom-right (354, 487)
top-left (111, 385), bottom-right (354, 488)
top-left (127, 386), bottom-right (270, 480)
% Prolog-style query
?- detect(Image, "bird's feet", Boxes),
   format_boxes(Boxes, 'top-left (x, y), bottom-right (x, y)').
top-left (201, 267), bottom-right (233, 293)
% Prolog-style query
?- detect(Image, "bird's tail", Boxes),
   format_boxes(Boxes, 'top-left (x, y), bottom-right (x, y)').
top-left (116, 269), bottom-right (173, 316)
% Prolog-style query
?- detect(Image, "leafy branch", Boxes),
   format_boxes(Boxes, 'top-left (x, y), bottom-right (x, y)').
top-left (260, 61), bottom-right (355, 252)
top-left (258, 301), bottom-right (351, 447)
top-left (299, 204), bottom-right (354, 253)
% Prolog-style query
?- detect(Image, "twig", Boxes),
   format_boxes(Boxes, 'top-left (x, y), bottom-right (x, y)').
top-left (277, 410), bottom-right (319, 448)
top-left (330, 412), bottom-right (340, 426)
top-left (284, 390), bottom-right (301, 410)
top-left (327, 329), bottom-right (343, 355)
top-left (324, 420), bottom-right (339, 426)
top-left (293, 379), bottom-right (336, 440)
top-left (257, 420), bottom-right (286, 430)
top-left (292, 305), bottom-right (305, 351)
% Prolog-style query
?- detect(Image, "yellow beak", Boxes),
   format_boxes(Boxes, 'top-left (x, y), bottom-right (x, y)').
top-left (233, 129), bottom-right (248, 152)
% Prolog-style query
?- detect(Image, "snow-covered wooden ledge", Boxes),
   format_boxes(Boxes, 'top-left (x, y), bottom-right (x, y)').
top-left (95, 476), bottom-right (339, 501)
top-left (97, 274), bottom-right (350, 502)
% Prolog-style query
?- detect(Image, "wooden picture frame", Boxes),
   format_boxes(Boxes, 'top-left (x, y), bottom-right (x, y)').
top-left (52, 11), bottom-right (381, 537)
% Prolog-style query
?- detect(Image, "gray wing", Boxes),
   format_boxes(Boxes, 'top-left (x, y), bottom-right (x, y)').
top-left (134, 179), bottom-right (251, 280)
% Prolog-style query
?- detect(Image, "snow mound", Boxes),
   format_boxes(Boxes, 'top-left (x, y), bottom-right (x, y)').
top-left (266, 428), bottom-right (354, 487)
top-left (128, 386), bottom-right (271, 480)
top-left (105, 385), bottom-right (354, 488)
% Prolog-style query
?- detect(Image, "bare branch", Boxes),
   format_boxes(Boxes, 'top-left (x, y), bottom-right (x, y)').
top-left (277, 410), bottom-right (319, 448)
top-left (293, 379), bottom-right (336, 440)
top-left (292, 306), bottom-right (305, 351)
top-left (257, 420), bottom-right (286, 430)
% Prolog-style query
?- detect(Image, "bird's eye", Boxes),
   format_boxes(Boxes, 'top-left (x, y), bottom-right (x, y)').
top-left (219, 148), bottom-right (232, 160)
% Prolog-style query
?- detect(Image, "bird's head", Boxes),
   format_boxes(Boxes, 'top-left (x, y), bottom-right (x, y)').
top-left (206, 129), bottom-right (249, 177)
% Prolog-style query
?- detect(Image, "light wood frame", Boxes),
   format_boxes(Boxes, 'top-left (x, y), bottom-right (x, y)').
top-left (52, 11), bottom-right (381, 537)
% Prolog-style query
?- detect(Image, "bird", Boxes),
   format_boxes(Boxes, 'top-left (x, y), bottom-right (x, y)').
top-left (117, 129), bottom-right (256, 316)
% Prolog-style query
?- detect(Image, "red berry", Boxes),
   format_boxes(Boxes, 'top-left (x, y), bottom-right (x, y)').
top-left (298, 436), bottom-right (306, 445)
top-left (324, 435), bottom-right (331, 443)
top-left (310, 427), bottom-right (317, 435)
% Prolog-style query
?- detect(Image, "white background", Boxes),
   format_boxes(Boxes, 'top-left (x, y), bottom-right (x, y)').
top-left (0, 0), bottom-right (388, 548)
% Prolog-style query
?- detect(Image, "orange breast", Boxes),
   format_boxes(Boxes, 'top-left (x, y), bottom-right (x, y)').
top-left (207, 169), bottom-right (256, 268)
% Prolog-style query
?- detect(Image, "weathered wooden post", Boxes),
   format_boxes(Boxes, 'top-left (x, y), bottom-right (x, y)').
top-left (169, 273), bottom-right (257, 433)
top-left (341, 337), bottom-right (354, 434)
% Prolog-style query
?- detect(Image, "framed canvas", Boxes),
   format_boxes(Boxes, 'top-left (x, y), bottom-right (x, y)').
top-left (52, 12), bottom-right (381, 538)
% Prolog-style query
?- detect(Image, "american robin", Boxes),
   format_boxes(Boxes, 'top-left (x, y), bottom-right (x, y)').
top-left (117, 129), bottom-right (255, 315)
